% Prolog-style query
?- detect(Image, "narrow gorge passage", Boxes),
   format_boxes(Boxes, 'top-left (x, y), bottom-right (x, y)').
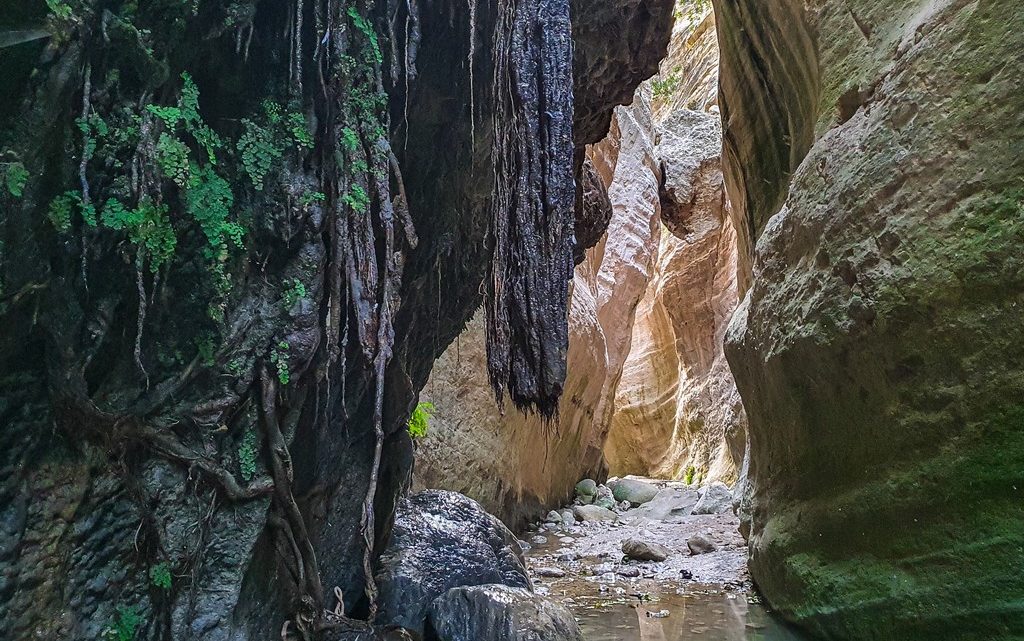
top-left (1, 0), bottom-right (1021, 640)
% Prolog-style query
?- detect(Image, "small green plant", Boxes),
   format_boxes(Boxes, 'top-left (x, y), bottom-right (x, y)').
top-left (407, 401), bottom-right (434, 439)
top-left (45, 0), bottom-right (73, 20)
top-left (281, 279), bottom-right (307, 310)
top-left (288, 112), bottom-right (314, 149)
top-left (347, 6), bottom-right (383, 64)
top-left (340, 127), bottom-right (360, 152)
top-left (195, 333), bottom-right (216, 366)
top-left (651, 72), bottom-right (680, 99)
top-left (238, 426), bottom-right (258, 481)
top-left (101, 198), bottom-right (177, 271)
top-left (104, 605), bottom-right (142, 641)
top-left (270, 341), bottom-right (290, 385)
top-left (342, 184), bottom-right (370, 213)
top-left (4, 162), bottom-right (29, 198)
top-left (149, 562), bottom-right (172, 590)
top-left (684, 466), bottom-right (696, 485)
top-left (299, 190), bottom-right (326, 208)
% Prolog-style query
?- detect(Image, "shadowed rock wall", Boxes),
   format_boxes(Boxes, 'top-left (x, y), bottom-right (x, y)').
top-left (718, 0), bottom-right (1024, 638)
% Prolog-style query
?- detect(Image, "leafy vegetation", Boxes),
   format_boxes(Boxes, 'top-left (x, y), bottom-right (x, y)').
top-left (651, 72), bottom-right (680, 99)
top-left (238, 427), bottom-right (259, 481)
top-left (270, 341), bottom-right (291, 385)
top-left (684, 466), bottom-right (696, 485)
top-left (281, 279), bottom-right (307, 310)
top-left (342, 184), bottom-right (371, 213)
top-left (4, 162), bottom-right (29, 198)
top-left (104, 605), bottom-right (142, 641)
top-left (407, 402), bottom-right (435, 439)
top-left (148, 562), bottom-right (172, 590)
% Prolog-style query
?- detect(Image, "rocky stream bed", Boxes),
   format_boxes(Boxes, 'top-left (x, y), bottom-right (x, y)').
top-left (521, 478), bottom-right (808, 641)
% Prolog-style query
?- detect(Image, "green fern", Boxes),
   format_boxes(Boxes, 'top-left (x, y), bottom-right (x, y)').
top-left (148, 562), bottom-right (172, 590)
top-left (5, 162), bottom-right (29, 198)
top-left (238, 427), bottom-right (259, 481)
top-left (407, 402), bottom-right (435, 439)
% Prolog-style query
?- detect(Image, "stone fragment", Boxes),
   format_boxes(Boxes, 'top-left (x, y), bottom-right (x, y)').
top-left (611, 478), bottom-right (658, 505)
top-left (687, 534), bottom-right (717, 555)
top-left (621, 538), bottom-right (671, 562)
top-left (573, 505), bottom-right (618, 522)
top-left (691, 482), bottom-right (733, 515)
top-left (376, 491), bottom-right (530, 636)
top-left (535, 567), bottom-right (566, 578)
top-left (594, 485), bottom-right (617, 509)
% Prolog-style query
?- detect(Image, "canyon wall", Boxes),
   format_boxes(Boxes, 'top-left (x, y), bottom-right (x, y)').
top-left (414, 99), bottom-right (662, 528)
top-left (605, 8), bottom-right (746, 485)
top-left (0, 1), bottom-right (672, 638)
top-left (718, 0), bottom-right (1024, 638)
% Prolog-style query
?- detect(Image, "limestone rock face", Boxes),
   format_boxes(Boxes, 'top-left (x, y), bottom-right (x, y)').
top-left (606, 106), bottom-right (746, 485)
top-left (413, 100), bottom-right (662, 528)
top-left (718, 0), bottom-right (1024, 638)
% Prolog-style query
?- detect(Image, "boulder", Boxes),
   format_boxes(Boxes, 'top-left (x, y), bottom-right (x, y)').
top-left (543, 510), bottom-right (561, 524)
top-left (632, 487), bottom-right (700, 521)
top-left (621, 539), bottom-right (671, 562)
top-left (594, 485), bottom-right (616, 509)
top-left (573, 504), bottom-right (618, 522)
top-left (428, 584), bottom-right (584, 641)
top-left (559, 509), bottom-right (576, 525)
top-left (376, 491), bottom-right (530, 636)
top-left (610, 478), bottom-right (658, 505)
top-left (691, 482), bottom-right (732, 515)
top-left (687, 534), bottom-right (717, 555)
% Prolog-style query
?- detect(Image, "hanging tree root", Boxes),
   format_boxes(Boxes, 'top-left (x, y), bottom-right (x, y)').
top-left (487, 0), bottom-right (576, 418)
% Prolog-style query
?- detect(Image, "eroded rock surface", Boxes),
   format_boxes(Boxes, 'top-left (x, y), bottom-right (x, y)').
top-left (606, 106), bottom-right (746, 484)
top-left (719, 0), bottom-right (1024, 638)
top-left (414, 97), bottom-right (663, 527)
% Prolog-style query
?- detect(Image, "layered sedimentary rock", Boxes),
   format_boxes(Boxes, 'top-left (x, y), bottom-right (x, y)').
top-left (719, 0), bottom-right (1024, 638)
top-left (606, 108), bottom-right (745, 483)
top-left (414, 99), bottom-right (662, 528)
top-left (605, 8), bottom-right (745, 485)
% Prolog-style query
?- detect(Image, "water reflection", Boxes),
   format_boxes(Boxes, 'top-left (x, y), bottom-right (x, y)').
top-left (566, 585), bottom-right (808, 641)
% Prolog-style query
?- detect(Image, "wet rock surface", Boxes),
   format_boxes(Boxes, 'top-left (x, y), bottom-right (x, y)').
top-left (428, 584), bottom-right (584, 641)
top-left (376, 491), bottom-right (530, 635)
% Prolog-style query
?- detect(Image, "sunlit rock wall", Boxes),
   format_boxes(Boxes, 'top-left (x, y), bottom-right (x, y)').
top-left (413, 100), bottom-right (662, 528)
top-left (605, 8), bottom-right (746, 486)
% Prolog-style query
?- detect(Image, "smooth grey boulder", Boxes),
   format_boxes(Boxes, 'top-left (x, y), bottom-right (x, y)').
top-left (621, 538), bottom-right (671, 561)
top-left (376, 491), bottom-right (530, 636)
top-left (691, 481), bottom-right (733, 515)
top-left (573, 504), bottom-right (618, 522)
top-left (429, 584), bottom-right (584, 641)
top-left (633, 487), bottom-right (700, 521)
top-left (610, 478), bottom-right (658, 505)
top-left (687, 534), bottom-right (717, 555)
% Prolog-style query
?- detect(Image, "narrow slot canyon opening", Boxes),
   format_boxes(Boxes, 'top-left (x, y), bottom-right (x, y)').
top-left (410, 5), bottom-right (792, 639)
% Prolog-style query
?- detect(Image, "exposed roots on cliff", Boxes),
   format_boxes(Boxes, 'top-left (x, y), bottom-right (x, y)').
top-left (487, 0), bottom-right (576, 418)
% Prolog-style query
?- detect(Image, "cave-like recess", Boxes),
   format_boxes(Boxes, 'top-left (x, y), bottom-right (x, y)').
top-left (0, 0), bottom-right (671, 639)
